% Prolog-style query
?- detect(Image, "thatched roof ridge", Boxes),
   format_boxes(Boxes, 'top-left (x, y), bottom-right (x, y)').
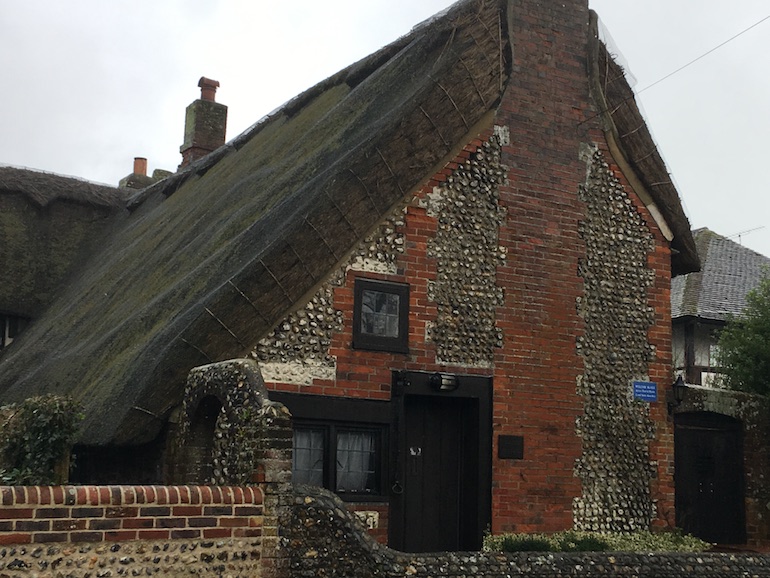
top-left (0, 166), bottom-right (127, 208)
top-left (0, 0), bottom-right (511, 446)
top-left (587, 11), bottom-right (699, 276)
top-left (128, 4), bottom-right (460, 211)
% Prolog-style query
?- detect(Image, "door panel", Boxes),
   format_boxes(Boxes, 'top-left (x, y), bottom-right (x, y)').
top-left (675, 412), bottom-right (745, 544)
top-left (403, 396), bottom-right (470, 551)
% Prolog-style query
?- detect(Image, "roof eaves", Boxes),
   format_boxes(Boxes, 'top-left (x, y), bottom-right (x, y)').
top-left (587, 11), bottom-right (699, 277)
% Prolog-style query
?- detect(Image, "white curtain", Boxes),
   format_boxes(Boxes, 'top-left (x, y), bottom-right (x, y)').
top-left (293, 428), bottom-right (324, 487)
top-left (336, 431), bottom-right (375, 492)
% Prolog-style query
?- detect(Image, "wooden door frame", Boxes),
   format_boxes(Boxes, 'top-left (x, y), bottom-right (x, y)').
top-left (389, 370), bottom-right (492, 551)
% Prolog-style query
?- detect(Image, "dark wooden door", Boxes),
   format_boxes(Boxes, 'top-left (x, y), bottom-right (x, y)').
top-left (401, 395), bottom-right (479, 552)
top-left (675, 412), bottom-right (745, 544)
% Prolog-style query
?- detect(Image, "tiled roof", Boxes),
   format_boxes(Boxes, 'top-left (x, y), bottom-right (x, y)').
top-left (672, 228), bottom-right (770, 321)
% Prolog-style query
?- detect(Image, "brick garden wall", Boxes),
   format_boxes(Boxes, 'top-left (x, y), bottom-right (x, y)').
top-left (285, 484), bottom-right (770, 578)
top-left (0, 485), bottom-right (264, 578)
top-left (4, 480), bottom-right (769, 578)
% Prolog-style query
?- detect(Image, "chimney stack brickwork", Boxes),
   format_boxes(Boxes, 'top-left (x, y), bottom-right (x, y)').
top-left (179, 77), bottom-right (228, 168)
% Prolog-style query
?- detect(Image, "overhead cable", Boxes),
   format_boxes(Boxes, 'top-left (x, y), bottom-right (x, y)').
top-left (637, 13), bottom-right (770, 95)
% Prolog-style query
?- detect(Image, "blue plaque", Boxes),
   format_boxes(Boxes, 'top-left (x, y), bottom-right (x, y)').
top-left (633, 381), bottom-right (657, 402)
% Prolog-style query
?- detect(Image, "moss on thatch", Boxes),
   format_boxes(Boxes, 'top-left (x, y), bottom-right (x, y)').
top-left (0, 0), bottom-right (511, 446)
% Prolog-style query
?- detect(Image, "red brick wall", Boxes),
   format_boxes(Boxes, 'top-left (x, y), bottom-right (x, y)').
top-left (489, 0), bottom-right (590, 532)
top-left (0, 485), bottom-right (262, 545)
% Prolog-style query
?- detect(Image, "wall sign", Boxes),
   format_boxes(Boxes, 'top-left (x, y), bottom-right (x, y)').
top-left (632, 381), bottom-right (657, 402)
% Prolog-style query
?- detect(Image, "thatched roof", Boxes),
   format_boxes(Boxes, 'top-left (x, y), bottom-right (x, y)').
top-left (0, 0), bottom-right (510, 445)
top-left (0, 168), bottom-right (127, 317)
top-left (0, 166), bottom-right (127, 208)
top-left (0, 0), bottom-right (698, 447)
top-left (587, 11), bottom-right (699, 276)
top-left (672, 228), bottom-right (770, 322)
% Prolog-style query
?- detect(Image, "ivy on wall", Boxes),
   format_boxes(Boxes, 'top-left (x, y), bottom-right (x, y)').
top-left (0, 394), bottom-right (82, 485)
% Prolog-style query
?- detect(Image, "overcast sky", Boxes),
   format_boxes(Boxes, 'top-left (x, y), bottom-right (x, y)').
top-left (2, 1), bottom-right (769, 257)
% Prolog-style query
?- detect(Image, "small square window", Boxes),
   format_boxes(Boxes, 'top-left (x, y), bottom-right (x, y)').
top-left (353, 279), bottom-right (409, 353)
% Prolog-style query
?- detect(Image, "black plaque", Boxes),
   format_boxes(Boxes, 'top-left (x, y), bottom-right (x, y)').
top-left (498, 435), bottom-right (524, 460)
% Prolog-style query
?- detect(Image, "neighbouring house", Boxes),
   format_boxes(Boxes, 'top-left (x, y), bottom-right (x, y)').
top-left (1, 0), bottom-right (706, 552)
top-left (672, 227), bottom-right (770, 386)
top-left (670, 228), bottom-right (770, 547)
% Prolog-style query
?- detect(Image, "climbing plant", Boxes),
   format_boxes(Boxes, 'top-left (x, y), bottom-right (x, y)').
top-left (0, 394), bottom-right (82, 485)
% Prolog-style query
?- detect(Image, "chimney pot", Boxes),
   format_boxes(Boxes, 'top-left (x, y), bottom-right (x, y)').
top-left (198, 77), bottom-right (220, 102)
top-left (133, 157), bottom-right (148, 176)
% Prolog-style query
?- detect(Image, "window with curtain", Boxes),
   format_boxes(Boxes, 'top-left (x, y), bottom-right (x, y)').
top-left (336, 430), bottom-right (377, 493)
top-left (293, 427), bottom-right (325, 487)
top-left (293, 423), bottom-right (383, 498)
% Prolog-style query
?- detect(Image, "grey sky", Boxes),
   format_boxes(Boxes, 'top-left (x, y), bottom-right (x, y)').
top-left (2, 1), bottom-right (769, 257)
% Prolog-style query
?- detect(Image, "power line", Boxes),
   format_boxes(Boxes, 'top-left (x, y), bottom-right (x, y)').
top-left (637, 13), bottom-right (770, 95)
top-left (580, 12), bottom-right (770, 128)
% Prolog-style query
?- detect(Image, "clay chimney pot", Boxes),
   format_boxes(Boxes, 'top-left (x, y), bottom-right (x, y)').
top-left (133, 157), bottom-right (148, 176)
top-left (198, 77), bottom-right (220, 102)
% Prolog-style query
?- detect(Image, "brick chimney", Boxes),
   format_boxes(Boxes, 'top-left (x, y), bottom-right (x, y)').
top-left (179, 77), bottom-right (228, 168)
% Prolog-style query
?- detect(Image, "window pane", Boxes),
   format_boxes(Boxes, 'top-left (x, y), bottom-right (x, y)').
top-left (293, 428), bottom-right (324, 487)
top-left (361, 289), bottom-right (400, 337)
top-left (336, 430), bottom-right (377, 493)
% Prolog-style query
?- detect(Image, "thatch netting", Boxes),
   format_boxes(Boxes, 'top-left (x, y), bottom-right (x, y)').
top-left (0, 0), bottom-right (511, 446)
top-left (0, 166), bottom-right (127, 208)
top-left (588, 11), bottom-right (699, 275)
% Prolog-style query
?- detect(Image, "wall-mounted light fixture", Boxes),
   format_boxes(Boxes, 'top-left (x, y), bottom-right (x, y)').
top-left (668, 375), bottom-right (687, 415)
top-left (429, 372), bottom-right (459, 392)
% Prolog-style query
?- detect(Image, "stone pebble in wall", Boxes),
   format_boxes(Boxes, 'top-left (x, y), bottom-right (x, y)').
top-left (0, 539), bottom-right (261, 578)
top-left (179, 359), bottom-right (267, 485)
top-left (573, 147), bottom-right (657, 532)
top-left (426, 135), bottom-right (506, 367)
top-left (254, 284), bottom-right (343, 366)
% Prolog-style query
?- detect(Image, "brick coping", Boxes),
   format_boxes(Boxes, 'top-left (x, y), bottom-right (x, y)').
top-left (0, 485), bottom-right (262, 507)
